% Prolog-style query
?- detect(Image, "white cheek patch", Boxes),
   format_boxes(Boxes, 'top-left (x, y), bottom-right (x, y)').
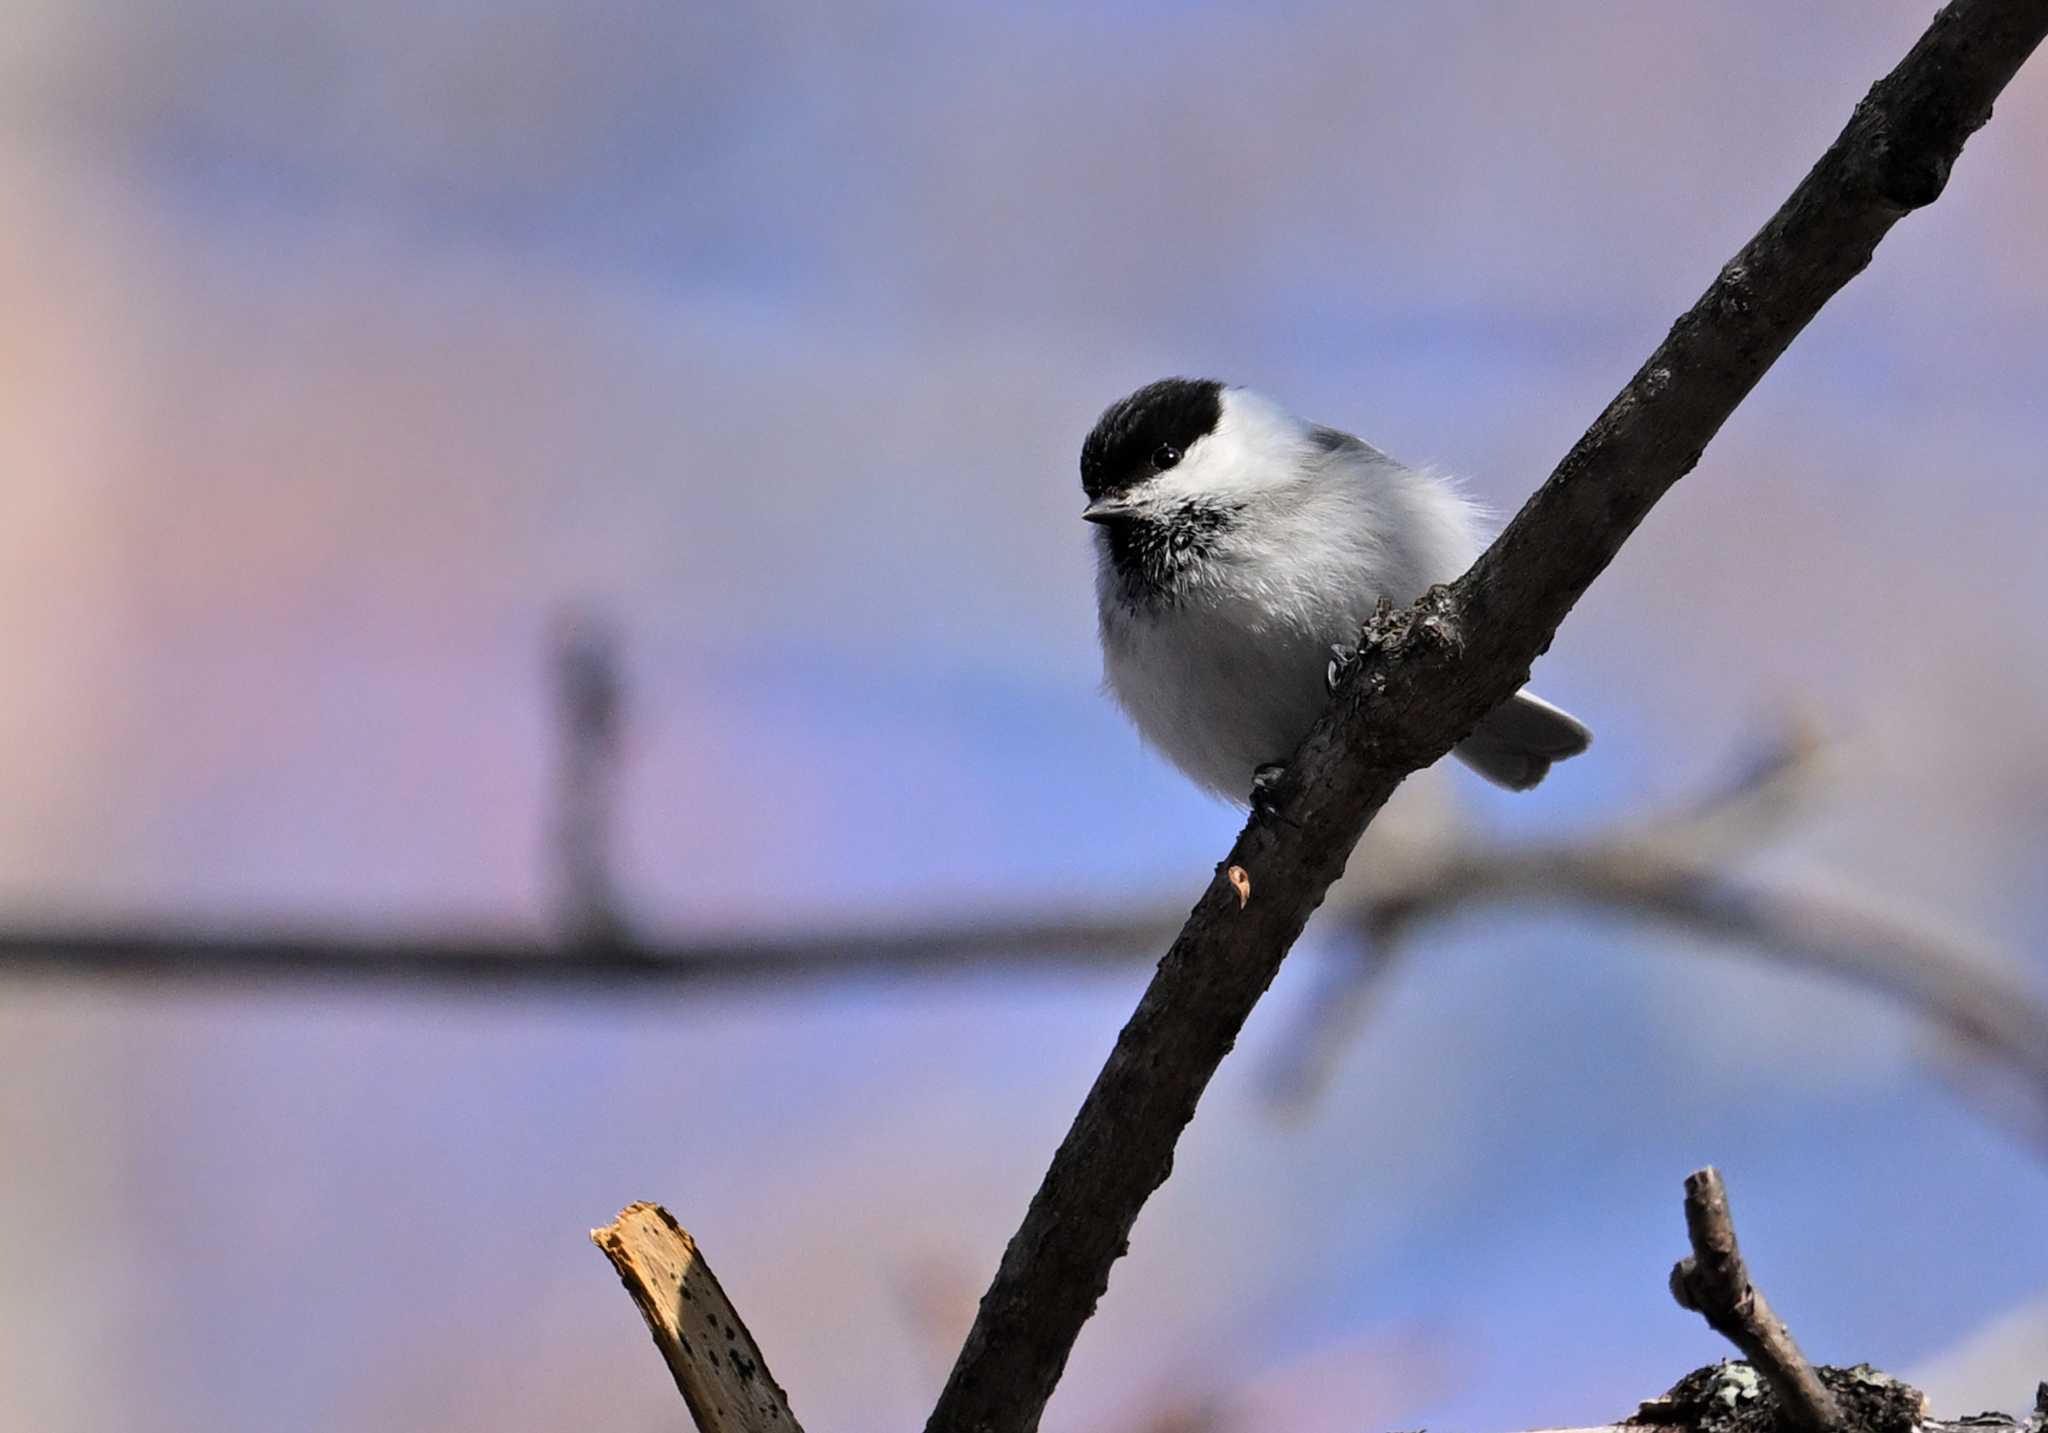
top-left (1153, 388), bottom-right (1310, 505)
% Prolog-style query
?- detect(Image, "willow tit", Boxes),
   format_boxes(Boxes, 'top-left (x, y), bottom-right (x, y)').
top-left (1082, 377), bottom-right (1590, 801)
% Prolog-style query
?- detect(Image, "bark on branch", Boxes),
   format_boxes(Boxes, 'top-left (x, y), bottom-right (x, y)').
top-left (1669, 1168), bottom-right (1842, 1433)
top-left (923, 7), bottom-right (2048, 1432)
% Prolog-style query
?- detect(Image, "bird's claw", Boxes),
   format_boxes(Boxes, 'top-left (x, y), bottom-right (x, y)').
top-left (1251, 762), bottom-right (1288, 814)
top-left (1326, 643), bottom-right (1360, 693)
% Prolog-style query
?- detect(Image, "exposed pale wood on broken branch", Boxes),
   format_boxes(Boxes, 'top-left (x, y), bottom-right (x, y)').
top-left (592, 1203), bottom-right (803, 1433)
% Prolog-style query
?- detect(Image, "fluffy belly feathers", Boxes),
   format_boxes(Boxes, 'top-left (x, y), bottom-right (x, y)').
top-left (1101, 597), bottom-right (1343, 802)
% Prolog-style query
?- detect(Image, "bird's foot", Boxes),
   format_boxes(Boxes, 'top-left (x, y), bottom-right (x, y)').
top-left (1326, 643), bottom-right (1360, 693)
top-left (1251, 762), bottom-right (1289, 815)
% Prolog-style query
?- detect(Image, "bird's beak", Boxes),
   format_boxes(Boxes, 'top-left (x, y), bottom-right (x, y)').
top-left (1081, 497), bottom-right (1139, 525)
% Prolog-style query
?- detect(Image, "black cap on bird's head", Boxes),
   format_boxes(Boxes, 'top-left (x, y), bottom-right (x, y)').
top-left (1079, 378), bottom-right (1225, 520)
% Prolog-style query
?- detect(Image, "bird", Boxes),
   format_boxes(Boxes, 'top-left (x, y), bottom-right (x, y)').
top-left (1081, 377), bottom-right (1590, 803)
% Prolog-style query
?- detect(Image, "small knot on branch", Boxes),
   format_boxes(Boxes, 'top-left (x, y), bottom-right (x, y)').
top-left (1355, 587), bottom-right (1466, 664)
top-left (1867, 128), bottom-right (1956, 211)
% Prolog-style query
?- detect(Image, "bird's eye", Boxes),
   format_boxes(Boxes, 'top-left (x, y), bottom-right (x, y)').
top-left (1153, 444), bottom-right (1182, 470)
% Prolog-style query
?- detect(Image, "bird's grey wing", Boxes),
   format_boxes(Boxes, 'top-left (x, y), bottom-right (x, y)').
top-left (1305, 424), bottom-right (1391, 465)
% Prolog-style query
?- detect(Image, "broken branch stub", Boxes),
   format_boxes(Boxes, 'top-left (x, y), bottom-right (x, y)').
top-left (591, 1203), bottom-right (804, 1433)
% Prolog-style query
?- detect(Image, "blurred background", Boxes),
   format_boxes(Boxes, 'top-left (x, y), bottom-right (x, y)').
top-left (4, 1), bottom-right (2048, 1430)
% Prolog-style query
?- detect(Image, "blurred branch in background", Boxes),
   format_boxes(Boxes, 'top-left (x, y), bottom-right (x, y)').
top-left (0, 645), bottom-right (2043, 1141)
top-left (1266, 727), bottom-right (2048, 1142)
top-left (550, 609), bottom-right (628, 950)
top-left (0, 909), bottom-right (1175, 989)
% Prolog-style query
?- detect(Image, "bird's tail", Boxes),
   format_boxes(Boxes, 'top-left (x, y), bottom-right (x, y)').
top-left (1453, 690), bottom-right (1592, 791)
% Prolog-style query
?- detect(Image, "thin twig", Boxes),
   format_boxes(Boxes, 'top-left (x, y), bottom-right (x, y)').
top-left (923, 8), bottom-right (2048, 1431)
top-left (552, 611), bottom-right (628, 948)
top-left (592, 1203), bottom-right (803, 1433)
top-left (0, 912), bottom-right (1181, 991)
top-left (1265, 726), bottom-right (1824, 1102)
top-left (7, 731), bottom-right (2044, 1155)
top-left (1294, 835), bottom-right (2048, 1108)
top-left (3, 734), bottom-right (2042, 1130)
top-left (1668, 1168), bottom-right (1843, 1433)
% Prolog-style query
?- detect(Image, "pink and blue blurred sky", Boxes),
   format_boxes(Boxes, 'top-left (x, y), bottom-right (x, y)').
top-left (3, 3), bottom-right (2048, 1430)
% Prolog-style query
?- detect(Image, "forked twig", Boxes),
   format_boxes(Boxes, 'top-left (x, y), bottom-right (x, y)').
top-left (1668, 1168), bottom-right (1842, 1433)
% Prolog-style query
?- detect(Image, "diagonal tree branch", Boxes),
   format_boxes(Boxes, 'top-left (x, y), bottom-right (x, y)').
top-left (922, 6), bottom-right (2048, 1432)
